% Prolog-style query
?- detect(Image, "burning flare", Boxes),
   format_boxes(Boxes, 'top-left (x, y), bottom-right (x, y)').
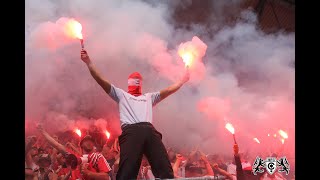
top-left (281, 138), bottom-right (285, 144)
top-left (74, 128), bottom-right (81, 137)
top-left (64, 19), bottom-right (83, 39)
top-left (179, 50), bottom-right (195, 67)
top-left (278, 130), bottom-right (288, 139)
top-left (253, 137), bottom-right (260, 144)
top-left (225, 123), bottom-right (235, 134)
top-left (105, 130), bottom-right (110, 139)
top-left (178, 36), bottom-right (207, 68)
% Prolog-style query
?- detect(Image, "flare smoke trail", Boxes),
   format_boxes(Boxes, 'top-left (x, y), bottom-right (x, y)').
top-left (26, 0), bottom-right (294, 160)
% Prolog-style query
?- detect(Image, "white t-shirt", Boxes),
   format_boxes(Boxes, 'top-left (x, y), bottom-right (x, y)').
top-left (108, 84), bottom-right (161, 126)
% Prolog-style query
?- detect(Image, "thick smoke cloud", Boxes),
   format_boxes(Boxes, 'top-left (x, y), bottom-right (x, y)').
top-left (26, 0), bottom-right (294, 161)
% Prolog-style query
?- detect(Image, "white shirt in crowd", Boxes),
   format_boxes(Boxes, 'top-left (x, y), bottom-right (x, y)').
top-left (108, 84), bottom-right (161, 126)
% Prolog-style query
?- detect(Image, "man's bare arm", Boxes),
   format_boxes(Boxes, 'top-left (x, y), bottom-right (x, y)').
top-left (160, 70), bottom-right (189, 100)
top-left (81, 50), bottom-right (112, 94)
top-left (37, 124), bottom-right (67, 154)
top-left (199, 151), bottom-right (214, 176)
top-left (213, 164), bottom-right (233, 180)
top-left (66, 142), bottom-right (82, 156)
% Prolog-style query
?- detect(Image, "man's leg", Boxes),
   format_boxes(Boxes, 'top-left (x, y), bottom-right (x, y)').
top-left (144, 127), bottom-right (174, 179)
top-left (116, 126), bottom-right (146, 180)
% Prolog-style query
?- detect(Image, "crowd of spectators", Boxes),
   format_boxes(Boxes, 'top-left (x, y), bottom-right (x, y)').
top-left (25, 125), bottom-right (294, 180)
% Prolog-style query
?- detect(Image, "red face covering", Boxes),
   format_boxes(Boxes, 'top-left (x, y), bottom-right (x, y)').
top-left (128, 72), bottom-right (142, 96)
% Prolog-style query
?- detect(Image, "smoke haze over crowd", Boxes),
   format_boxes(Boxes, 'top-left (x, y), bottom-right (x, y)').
top-left (26, 0), bottom-right (294, 158)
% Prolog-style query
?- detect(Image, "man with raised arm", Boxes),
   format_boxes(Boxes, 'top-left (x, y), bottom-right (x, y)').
top-left (80, 49), bottom-right (190, 180)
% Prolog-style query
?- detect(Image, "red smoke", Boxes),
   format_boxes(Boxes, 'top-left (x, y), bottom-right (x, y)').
top-left (177, 36), bottom-right (208, 83)
top-left (197, 97), bottom-right (231, 120)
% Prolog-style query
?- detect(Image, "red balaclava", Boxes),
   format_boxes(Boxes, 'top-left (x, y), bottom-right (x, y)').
top-left (128, 72), bottom-right (142, 96)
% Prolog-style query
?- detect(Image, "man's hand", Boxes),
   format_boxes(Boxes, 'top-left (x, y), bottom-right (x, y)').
top-left (176, 154), bottom-right (183, 161)
top-left (233, 144), bottom-right (239, 155)
top-left (212, 163), bottom-right (219, 170)
top-left (181, 70), bottom-right (190, 84)
top-left (200, 154), bottom-right (209, 163)
top-left (81, 50), bottom-right (91, 64)
top-left (36, 123), bottom-right (44, 132)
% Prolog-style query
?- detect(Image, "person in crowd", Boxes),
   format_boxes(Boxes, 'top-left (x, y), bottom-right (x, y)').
top-left (35, 154), bottom-right (54, 180)
top-left (37, 124), bottom-right (111, 180)
top-left (137, 155), bottom-right (155, 180)
top-left (172, 153), bottom-right (186, 178)
top-left (78, 134), bottom-right (112, 180)
top-left (182, 149), bottom-right (214, 178)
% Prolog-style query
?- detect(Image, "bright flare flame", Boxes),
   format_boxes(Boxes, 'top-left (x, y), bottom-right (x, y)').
top-left (274, 134), bottom-right (277, 138)
top-left (74, 128), bottom-right (81, 137)
top-left (105, 130), bottom-right (110, 139)
top-left (278, 130), bottom-right (288, 139)
top-left (268, 134), bottom-right (270, 137)
top-left (177, 36), bottom-right (207, 68)
top-left (65, 19), bottom-right (83, 39)
top-left (281, 138), bottom-right (285, 144)
top-left (253, 138), bottom-right (260, 144)
top-left (225, 123), bottom-right (235, 134)
top-left (179, 51), bottom-right (194, 67)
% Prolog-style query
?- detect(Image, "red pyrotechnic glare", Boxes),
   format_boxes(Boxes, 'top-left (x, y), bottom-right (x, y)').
top-left (253, 137), bottom-right (261, 144)
top-left (105, 130), bottom-right (110, 139)
top-left (64, 19), bottom-right (84, 49)
top-left (274, 134), bottom-right (277, 138)
top-left (268, 134), bottom-right (270, 137)
top-left (281, 138), bottom-right (285, 144)
top-left (278, 130), bottom-right (288, 139)
top-left (74, 128), bottom-right (82, 137)
top-left (225, 123), bottom-right (237, 144)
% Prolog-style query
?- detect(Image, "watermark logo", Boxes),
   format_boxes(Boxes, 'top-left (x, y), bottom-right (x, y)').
top-left (252, 156), bottom-right (290, 176)
top-left (265, 157), bottom-right (277, 175)
top-left (277, 157), bottom-right (290, 175)
top-left (252, 157), bottom-right (265, 175)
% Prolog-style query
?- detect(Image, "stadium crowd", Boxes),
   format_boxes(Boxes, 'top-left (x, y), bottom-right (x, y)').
top-left (25, 124), bottom-right (294, 180)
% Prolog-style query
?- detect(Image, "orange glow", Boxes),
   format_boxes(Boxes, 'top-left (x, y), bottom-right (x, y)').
top-left (105, 130), bottom-right (110, 139)
top-left (74, 128), bottom-right (81, 137)
top-left (274, 134), bottom-right (277, 138)
top-left (225, 123), bottom-right (235, 134)
top-left (64, 19), bottom-right (83, 39)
